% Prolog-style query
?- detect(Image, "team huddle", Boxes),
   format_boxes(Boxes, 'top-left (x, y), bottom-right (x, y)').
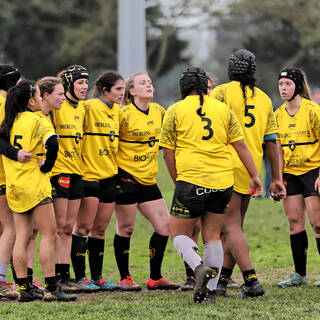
top-left (0, 48), bottom-right (320, 304)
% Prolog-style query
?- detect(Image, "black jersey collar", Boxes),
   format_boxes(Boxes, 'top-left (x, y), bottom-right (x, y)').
top-left (65, 95), bottom-right (78, 108)
top-left (132, 101), bottom-right (149, 115)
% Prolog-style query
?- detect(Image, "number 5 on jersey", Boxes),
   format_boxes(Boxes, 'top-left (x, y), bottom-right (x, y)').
top-left (14, 135), bottom-right (23, 149)
top-left (245, 105), bottom-right (255, 128)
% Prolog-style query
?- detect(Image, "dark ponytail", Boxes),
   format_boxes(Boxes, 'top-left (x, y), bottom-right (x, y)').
top-left (229, 73), bottom-right (256, 105)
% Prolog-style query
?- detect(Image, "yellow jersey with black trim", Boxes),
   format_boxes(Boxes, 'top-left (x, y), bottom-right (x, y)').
top-left (51, 100), bottom-right (85, 176)
top-left (159, 95), bottom-right (244, 190)
top-left (117, 102), bottom-right (165, 185)
top-left (211, 81), bottom-right (278, 194)
top-left (34, 110), bottom-right (55, 177)
top-left (82, 98), bottom-right (119, 181)
top-left (0, 94), bottom-right (6, 185)
top-left (275, 98), bottom-right (320, 175)
top-left (34, 110), bottom-right (55, 131)
top-left (3, 111), bottom-right (55, 212)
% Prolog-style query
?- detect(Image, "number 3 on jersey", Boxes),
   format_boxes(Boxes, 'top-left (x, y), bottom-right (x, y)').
top-left (201, 117), bottom-right (214, 140)
top-left (244, 105), bottom-right (255, 128)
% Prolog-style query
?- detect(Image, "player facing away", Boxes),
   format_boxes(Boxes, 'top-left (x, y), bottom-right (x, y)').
top-left (160, 66), bottom-right (263, 303)
top-left (211, 49), bottom-right (285, 298)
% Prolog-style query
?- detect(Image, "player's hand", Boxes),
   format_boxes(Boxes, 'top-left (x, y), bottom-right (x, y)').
top-left (314, 175), bottom-right (320, 194)
top-left (249, 176), bottom-right (263, 198)
top-left (270, 180), bottom-right (286, 202)
top-left (37, 159), bottom-right (45, 167)
top-left (17, 149), bottom-right (32, 163)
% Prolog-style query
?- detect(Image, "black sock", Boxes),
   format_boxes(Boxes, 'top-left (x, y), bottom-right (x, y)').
top-left (316, 238), bottom-right (320, 255)
top-left (218, 267), bottom-right (233, 286)
top-left (290, 230), bottom-right (308, 277)
top-left (149, 232), bottom-right (168, 280)
top-left (55, 264), bottom-right (61, 281)
top-left (88, 237), bottom-right (105, 281)
top-left (71, 234), bottom-right (88, 282)
top-left (16, 277), bottom-right (29, 290)
top-left (60, 264), bottom-right (71, 282)
top-left (184, 262), bottom-right (195, 278)
top-left (45, 276), bottom-right (57, 292)
top-left (242, 269), bottom-right (257, 287)
top-left (10, 259), bottom-right (18, 282)
top-left (113, 234), bottom-right (130, 280)
top-left (27, 268), bottom-right (33, 283)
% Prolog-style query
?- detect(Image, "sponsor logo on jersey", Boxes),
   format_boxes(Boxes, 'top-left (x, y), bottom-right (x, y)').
top-left (288, 140), bottom-right (296, 151)
top-left (64, 150), bottom-right (81, 159)
top-left (58, 176), bottom-right (70, 188)
top-left (195, 187), bottom-right (226, 196)
top-left (285, 157), bottom-right (310, 167)
top-left (74, 115), bottom-right (80, 121)
top-left (75, 132), bottom-right (81, 144)
top-left (99, 149), bottom-right (116, 156)
top-left (94, 122), bottom-right (111, 128)
top-left (148, 136), bottom-right (156, 147)
top-left (288, 123), bottom-right (296, 128)
top-left (133, 151), bottom-right (157, 162)
top-left (132, 130), bottom-right (150, 136)
top-left (60, 124), bottom-right (76, 129)
top-left (109, 130), bottom-right (116, 142)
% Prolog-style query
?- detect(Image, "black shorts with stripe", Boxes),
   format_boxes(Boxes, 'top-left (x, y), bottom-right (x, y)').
top-left (115, 168), bottom-right (162, 205)
top-left (51, 173), bottom-right (84, 200)
top-left (170, 180), bottom-right (233, 219)
top-left (83, 175), bottom-right (118, 203)
top-left (283, 168), bottom-right (319, 198)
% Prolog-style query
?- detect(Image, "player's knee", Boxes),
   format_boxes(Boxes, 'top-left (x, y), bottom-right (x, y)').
top-left (91, 229), bottom-right (105, 238)
top-left (288, 218), bottom-right (300, 231)
top-left (312, 223), bottom-right (320, 235)
top-left (117, 221), bottom-right (134, 236)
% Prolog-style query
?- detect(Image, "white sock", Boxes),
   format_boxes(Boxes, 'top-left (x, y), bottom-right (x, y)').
top-left (204, 241), bottom-right (223, 291)
top-left (173, 235), bottom-right (202, 271)
top-left (0, 263), bottom-right (8, 282)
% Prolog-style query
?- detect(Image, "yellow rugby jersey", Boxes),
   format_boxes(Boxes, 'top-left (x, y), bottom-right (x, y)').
top-left (82, 98), bottom-right (119, 181)
top-left (34, 110), bottom-right (55, 177)
top-left (117, 102), bottom-right (165, 185)
top-left (211, 81), bottom-right (278, 194)
top-left (3, 111), bottom-right (55, 212)
top-left (159, 95), bottom-right (244, 190)
top-left (0, 94), bottom-right (6, 185)
top-left (51, 100), bottom-right (85, 176)
top-left (34, 110), bottom-right (55, 131)
top-left (275, 98), bottom-right (320, 175)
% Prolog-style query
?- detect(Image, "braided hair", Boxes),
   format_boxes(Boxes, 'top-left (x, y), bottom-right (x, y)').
top-left (180, 67), bottom-right (208, 117)
top-left (228, 49), bottom-right (257, 105)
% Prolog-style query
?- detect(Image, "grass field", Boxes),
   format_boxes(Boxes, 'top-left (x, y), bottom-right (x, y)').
top-left (1, 154), bottom-right (320, 319)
